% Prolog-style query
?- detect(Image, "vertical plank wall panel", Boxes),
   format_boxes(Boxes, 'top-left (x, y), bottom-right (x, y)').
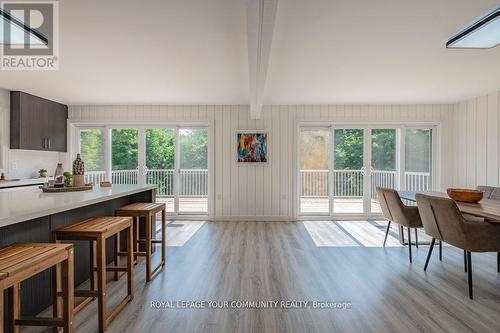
top-left (230, 106), bottom-right (239, 216)
top-left (69, 103), bottom-right (456, 220)
top-left (215, 106), bottom-right (223, 217)
top-left (452, 90), bottom-right (500, 189)
top-left (271, 106), bottom-right (281, 216)
top-left (222, 105), bottom-right (231, 216)
top-left (476, 96), bottom-right (487, 186)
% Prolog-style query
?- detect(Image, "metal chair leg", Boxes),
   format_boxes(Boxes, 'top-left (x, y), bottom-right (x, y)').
top-left (464, 250), bottom-right (467, 272)
top-left (424, 238), bottom-right (435, 271)
top-left (383, 221), bottom-right (391, 247)
top-left (407, 227), bottom-right (412, 263)
top-left (414, 228), bottom-right (419, 248)
top-left (467, 251), bottom-right (473, 299)
top-left (439, 240), bottom-right (442, 261)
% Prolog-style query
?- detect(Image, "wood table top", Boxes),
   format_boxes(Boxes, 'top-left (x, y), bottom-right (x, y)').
top-left (399, 191), bottom-right (500, 223)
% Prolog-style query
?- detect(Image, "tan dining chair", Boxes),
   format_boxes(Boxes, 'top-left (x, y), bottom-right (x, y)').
top-left (477, 185), bottom-right (500, 200)
top-left (415, 193), bottom-right (500, 299)
top-left (376, 187), bottom-right (423, 263)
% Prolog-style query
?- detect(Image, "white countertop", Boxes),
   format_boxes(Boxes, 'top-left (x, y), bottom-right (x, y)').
top-left (0, 184), bottom-right (156, 228)
top-left (0, 178), bottom-right (49, 189)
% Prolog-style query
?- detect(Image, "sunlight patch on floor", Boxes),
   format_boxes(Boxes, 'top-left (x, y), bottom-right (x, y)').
top-left (165, 221), bottom-right (205, 247)
top-left (303, 220), bottom-right (404, 247)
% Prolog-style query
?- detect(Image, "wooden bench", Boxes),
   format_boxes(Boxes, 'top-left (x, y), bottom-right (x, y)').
top-left (0, 243), bottom-right (74, 333)
top-left (115, 202), bottom-right (166, 282)
top-left (52, 216), bottom-right (134, 333)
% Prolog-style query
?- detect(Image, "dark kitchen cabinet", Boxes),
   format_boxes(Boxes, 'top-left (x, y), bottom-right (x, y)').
top-left (10, 91), bottom-right (68, 152)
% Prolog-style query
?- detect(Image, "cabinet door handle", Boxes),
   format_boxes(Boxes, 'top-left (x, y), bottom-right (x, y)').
top-left (48, 138), bottom-right (51, 150)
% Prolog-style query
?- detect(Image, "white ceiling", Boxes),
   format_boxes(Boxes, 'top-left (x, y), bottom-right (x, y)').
top-left (1, 0), bottom-right (500, 106)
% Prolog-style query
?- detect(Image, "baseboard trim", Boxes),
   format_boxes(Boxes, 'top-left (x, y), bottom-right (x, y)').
top-left (211, 216), bottom-right (295, 222)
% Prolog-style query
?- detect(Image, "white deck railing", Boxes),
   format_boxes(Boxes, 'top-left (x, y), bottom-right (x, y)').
top-left (85, 169), bottom-right (208, 197)
top-left (300, 169), bottom-right (430, 198)
top-left (85, 169), bottom-right (430, 199)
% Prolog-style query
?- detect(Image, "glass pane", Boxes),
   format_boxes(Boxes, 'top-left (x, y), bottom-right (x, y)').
top-left (371, 129), bottom-right (397, 213)
top-left (299, 129), bottom-right (329, 214)
top-left (333, 129), bottom-right (364, 213)
top-left (111, 129), bottom-right (138, 184)
top-left (79, 128), bottom-right (106, 184)
top-left (405, 129), bottom-right (432, 191)
top-left (179, 128), bottom-right (208, 214)
top-left (146, 129), bottom-right (175, 213)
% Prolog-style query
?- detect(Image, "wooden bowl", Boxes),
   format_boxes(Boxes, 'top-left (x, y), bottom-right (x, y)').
top-left (446, 188), bottom-right (483, 203)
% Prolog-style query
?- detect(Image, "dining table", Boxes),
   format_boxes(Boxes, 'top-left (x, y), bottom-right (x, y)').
top-left (399, 191), bottom-right (500, 223)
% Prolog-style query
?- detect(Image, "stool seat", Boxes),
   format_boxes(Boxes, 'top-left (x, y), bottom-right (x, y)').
top-left (0, 243), bottom-right (74, 333)
top-left (55, 216), bottom-right (132, 238)
top-left (115, 202), bottom-right (165, 215)
top-left (0, 243), bottom-right (72, 283)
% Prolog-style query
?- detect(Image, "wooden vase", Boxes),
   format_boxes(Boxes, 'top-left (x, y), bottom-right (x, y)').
top-left (73, 174), bottom-right (85, 187)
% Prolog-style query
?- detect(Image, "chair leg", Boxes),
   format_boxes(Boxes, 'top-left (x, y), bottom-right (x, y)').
top-left (161, 208), bottom-right (166, 265)
top-left (96, 237), bottom-right (107, 333)
top-left (464, 250), bottom-right (467, 272)
top-left (9, 284), bottom-right (20, 333)
top-left (414, 229), bottom-right (419, 248)
top-left (467, 251), bottom-right (473, 299)
top-left (407, 227), bottom-right (412, 263)
top-left (146, 212), bottom-right (152, 282)
top-left (383, 221), bottom-right (391, 247)
top-left (62, 248), bottom-right (74, 333)
top-left (114, 232), bottom-right (120, 281)
top-left (424, 238), bottom-right (436, 271)
top-left (439, 240), bottom-right (442, 261)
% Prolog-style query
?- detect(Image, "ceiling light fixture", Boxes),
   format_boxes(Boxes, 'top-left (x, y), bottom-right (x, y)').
top-left (447, 7), bottom-right (500, 49)
top-left (0, 8), bottom-right (48, 46)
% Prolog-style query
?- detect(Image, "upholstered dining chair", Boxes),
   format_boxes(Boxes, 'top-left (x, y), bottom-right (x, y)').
top-left (477, 185), bottom-right (500, 200)
top-left (415, 193), bottom-right (500, 299)
top-left (376, 187), bottom-right (423, 263)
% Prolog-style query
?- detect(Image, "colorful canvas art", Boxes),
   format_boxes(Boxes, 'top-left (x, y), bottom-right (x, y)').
top-left (237, 132), bottom-right (268, 163)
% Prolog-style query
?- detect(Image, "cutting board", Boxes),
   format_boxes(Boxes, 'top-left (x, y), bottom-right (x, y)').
top-left (0, 179), bottom-right (21, 183)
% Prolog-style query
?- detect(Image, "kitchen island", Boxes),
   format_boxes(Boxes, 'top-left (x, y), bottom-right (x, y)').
top-left (0, 184), bottom-right (156, 321)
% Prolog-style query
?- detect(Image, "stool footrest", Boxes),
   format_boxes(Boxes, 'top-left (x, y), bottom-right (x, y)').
top-left (74, 290), bottom-right (98, 298)
top-left (137, 239), bottom-right (163, 243)
top-left (15, 317), bottom-right (64, 327)
top-left (118, 251), bottom-right (146, 257)
top-left (106, 266), bottom-right (129, 272)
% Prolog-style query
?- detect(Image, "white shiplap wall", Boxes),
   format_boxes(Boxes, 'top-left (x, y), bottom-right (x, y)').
top-left (69, 104), bottom-right (455, 220)
top-left (453, 91), bottom-right (500, 188)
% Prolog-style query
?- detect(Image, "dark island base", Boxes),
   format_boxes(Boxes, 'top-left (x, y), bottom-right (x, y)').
top-left (1, 189), bottom-right (155, 332)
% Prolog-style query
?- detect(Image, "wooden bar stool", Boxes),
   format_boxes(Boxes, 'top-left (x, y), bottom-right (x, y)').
top-left (52, 217), bottom-right (134, 333)
top-left (115, 202), bottom-right (166, 282)
top-left (0, 243), bottom-right (74, 333)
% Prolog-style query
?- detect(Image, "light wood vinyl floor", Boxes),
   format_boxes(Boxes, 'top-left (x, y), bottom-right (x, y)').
top-left (28, 221), bottom-right (500, 333)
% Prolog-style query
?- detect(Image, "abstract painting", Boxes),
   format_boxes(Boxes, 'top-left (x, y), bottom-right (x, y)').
top-left (237, 131), bottom-right (268, 163)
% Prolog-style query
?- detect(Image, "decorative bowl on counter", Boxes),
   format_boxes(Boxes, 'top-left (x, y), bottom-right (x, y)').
top-left (446, 188), bottom-right (483, 203)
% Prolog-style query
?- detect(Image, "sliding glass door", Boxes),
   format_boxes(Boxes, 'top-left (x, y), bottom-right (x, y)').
top-left (145, 128), bottom-right (175, 213)
top-left (111, 128), bottom-right (139, 184)
top-left (299, 128), bottom-right (330, 215)
top-left (298, 125), bottom-right (434, 217)
top-left (77, 125), bottom-right (209, 216)
top-left (370, 129), bottom-right (397, 213)
top-left (178, 128), bottom-right (209, 214)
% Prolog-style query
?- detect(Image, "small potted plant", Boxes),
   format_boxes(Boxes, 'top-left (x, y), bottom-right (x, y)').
top-left (39, 168), bottom-right (48, 178)
top-left (63, 172), bottom-right (73, 187)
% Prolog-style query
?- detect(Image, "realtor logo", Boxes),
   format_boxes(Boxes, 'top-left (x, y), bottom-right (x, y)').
top-left (0, 0), bottom-right (59, 70)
